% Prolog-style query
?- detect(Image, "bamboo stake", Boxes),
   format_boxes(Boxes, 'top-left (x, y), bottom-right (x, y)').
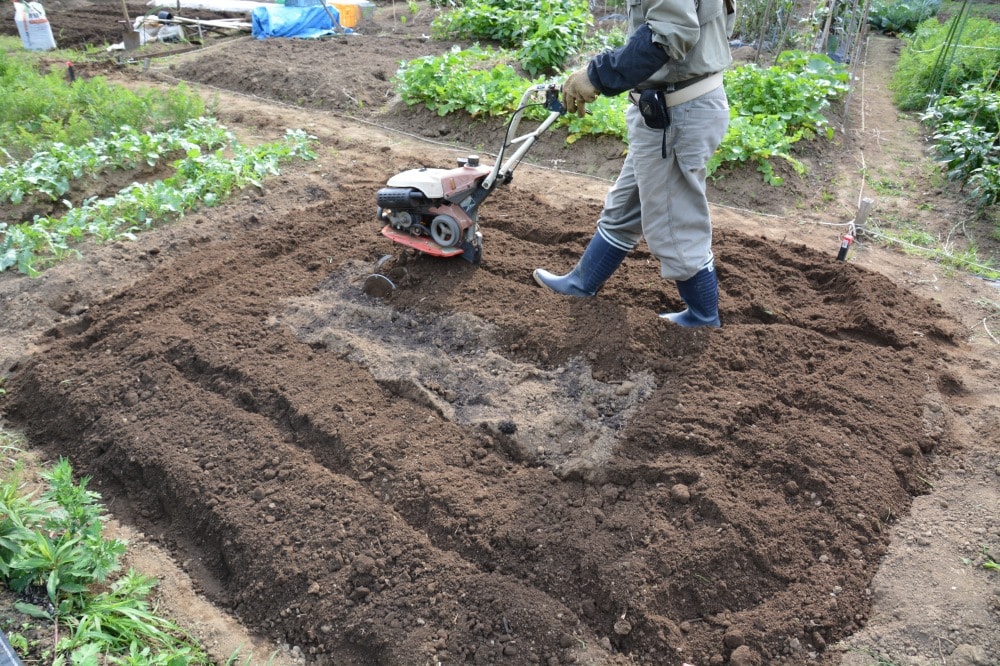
top-left (754, 0), bottom-right (776, 63)
top-left (817, 0), bottom-right (835, 54)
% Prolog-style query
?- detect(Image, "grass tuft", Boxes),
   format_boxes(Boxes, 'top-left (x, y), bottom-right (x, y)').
top-left (1, 453), bottom-right (213, 664)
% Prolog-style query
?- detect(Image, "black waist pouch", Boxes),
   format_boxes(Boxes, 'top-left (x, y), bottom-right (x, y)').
top-left (638, 89), bottom-right (671, 130)
top-left (637, 89), bottom-right (670, 157)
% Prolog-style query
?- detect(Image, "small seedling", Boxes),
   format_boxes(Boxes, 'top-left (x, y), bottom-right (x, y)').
top-left (982, 546), bottom-right (998, 571)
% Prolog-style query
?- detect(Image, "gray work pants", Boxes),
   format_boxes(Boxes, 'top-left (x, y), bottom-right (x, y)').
top-left (597, 85), bottom-right (730, 281)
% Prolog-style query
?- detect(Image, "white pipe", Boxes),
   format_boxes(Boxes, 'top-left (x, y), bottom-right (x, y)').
top-left (145, 0), bottom-right (266, 12)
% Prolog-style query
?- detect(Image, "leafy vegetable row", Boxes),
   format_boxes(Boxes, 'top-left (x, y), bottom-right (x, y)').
top-left (395, 48), bottom-right (851, 185)
top-left (1, 129), bottom-right (316, 276)
top-left (0, 118), bottom-right (232, 205)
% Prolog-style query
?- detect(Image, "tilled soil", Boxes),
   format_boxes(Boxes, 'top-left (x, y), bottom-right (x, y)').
top-left (2, 2), bottom-right (998, 665)
top-left (3, 165), bottom-right (968, 664)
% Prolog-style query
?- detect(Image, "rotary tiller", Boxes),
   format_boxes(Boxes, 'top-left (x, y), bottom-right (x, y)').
top-left (376, 83), bottom-right (564, 264)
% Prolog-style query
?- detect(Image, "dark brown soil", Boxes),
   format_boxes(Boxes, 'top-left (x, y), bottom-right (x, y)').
top-left (2, 166), bottom-right (968, 665)
top-left (2, 2), bottom-right (998, 665)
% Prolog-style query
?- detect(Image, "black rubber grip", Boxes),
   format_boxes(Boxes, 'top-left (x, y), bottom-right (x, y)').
top-left (377, 187), bottom-right (428, 208)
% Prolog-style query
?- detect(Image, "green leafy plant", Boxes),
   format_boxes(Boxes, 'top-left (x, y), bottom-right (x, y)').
top-left (5, 459), bottom-right (125, 607)
top-left (395, 45), bottom-right (548, 117)
top-left (0, 50), bottom-right (206, 161)
top-left (710, 50), bottom-right (850, 184)
top-left (562, 95), bottom-right (628, 144)
top-left (0, 458), bottom-right (212, 663)
top-left (4, 631), bottom-right (28, 654)
top-left (868, 0), bottom-right (940, 34)
top-left (395, 46), bottom-right (628, 139)
top-left (0, 118), bottom-right (232, 205)
top-left (982, 546), bottom-right (999, 571)
top-left (581, 21), bottom-right (626, 54)
top-left (431, 0), bottom-right (591, 75)
top-left (920, 82), bottom-right (1000, 214)
top-left (396, 48), bottom-right (848, 185)
top-left (710, 114), bottom-right (805, 185)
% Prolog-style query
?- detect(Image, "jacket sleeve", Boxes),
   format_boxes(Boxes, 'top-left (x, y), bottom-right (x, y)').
top-left (587, 0), bottom-right (703, 96)
top-left (586, 23), bottom-right (670, 96)
top-left (644, 0), bottom-right (702, 60)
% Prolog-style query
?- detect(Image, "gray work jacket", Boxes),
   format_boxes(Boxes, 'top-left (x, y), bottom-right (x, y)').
top-left (630, 0), bottom-right (735, 88)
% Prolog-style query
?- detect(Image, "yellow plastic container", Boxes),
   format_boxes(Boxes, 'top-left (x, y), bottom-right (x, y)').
top-left (331, 0), bottom-right (373, 27)
top-left (332, 2), bottom-right (359, 27)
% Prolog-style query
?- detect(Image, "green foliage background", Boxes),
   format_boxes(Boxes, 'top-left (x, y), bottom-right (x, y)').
top-left (921, 82), bottom-right (1000, 212)
top-left (891, 15), bottom-right (1000, 110)
top-left (0, 50), bottom-right (205, 161)
top-left (395, 48), bottom-right (850, 185)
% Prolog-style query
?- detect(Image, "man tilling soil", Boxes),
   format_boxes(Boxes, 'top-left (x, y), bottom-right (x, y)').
top-left (537, 0), bottom-right (734, 329)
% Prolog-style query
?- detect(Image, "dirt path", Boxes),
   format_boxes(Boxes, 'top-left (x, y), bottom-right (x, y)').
top-left (1, 4), bottom-right (998, 665)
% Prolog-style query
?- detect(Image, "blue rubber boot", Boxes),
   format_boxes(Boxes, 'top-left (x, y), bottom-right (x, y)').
top-left (533, 231), bottom-right (630, 297)
top-left (659, 265), bottom-right (721, 328)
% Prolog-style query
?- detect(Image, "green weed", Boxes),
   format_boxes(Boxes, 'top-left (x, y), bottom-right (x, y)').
top-left (867, 223), bottom-right (1000, 278)
top-left (0, 458), bottom-right (212, 663)
top-left (982, 546), bottom-right (999, 571)
top-left (395, 45), bottom-right (547, 117)
top-left (5, 631), bottom-right (28, 654)
top-left (870, 175), bottom-right (907, 195)
top-left (897, 225), bottom-right (938, 247)
top-left (0, 49), bottom-right (206, 161)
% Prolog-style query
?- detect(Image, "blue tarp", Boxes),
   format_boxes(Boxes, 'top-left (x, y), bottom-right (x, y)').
top-left (251, 4), bottom-right (341, 39)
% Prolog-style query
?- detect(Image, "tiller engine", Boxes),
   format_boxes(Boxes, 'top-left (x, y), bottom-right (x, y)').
top-left (376, 83), bottom-right (564, 264)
